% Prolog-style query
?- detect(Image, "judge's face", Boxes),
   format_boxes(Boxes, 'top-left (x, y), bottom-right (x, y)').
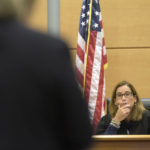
top-left (115, 85), bottom-right (137, 110)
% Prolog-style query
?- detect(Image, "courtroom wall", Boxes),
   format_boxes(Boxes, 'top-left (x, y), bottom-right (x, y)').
top-left (26, 0), bottom-right (47, 32)
top-left (60, 0), bottom-right (150, 98)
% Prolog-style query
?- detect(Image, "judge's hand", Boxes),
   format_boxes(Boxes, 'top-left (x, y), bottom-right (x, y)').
top-left (113, 104), bottom-right (131, 122)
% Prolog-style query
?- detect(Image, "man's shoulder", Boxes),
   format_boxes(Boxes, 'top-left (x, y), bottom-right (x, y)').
top-left (11, 22), bottom-right (66, 49)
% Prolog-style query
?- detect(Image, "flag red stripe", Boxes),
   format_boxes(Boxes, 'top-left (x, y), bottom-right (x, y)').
top-left (103, 55), bottom-right (107, 66)
top-left (77, 44), bottom-right (85, 63)
top-left (102, 37), bottom-right (105, 46)
top-left (100, 20), bottom-right (103, 29)
top-left (84, 31), bottom-right (97, 104)
top-left (75, 66), bottom-right (84, 88)
top-left (102, 38), bottom-right (107, 64)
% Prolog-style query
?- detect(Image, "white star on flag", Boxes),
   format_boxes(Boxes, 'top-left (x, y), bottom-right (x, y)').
top-left (87, 11), bottom-right (89, 16)
top-left (82, 5), bottom-right (86, 10)
top-left (95, 11), bottom-right (99, 16)
top-left (95, 0), bottom-right (98, 3)
top-left (81, 21), bottom-right (85, 27)
top-left (81, 13), bottom-right (86, 18)
top-left (94, 23), bottom-right (98, 28)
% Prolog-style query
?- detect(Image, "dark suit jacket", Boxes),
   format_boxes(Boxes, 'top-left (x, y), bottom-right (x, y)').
top-left (0, 19), bottom-right (92, 150)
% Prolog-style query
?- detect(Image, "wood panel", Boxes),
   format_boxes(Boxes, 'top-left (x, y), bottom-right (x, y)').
top-left (92, 135), bottom-right (150, 141)
top-left (101, 0), bottom-right (150, 48)
top-left (26, 0), bottom-right (48, 32)
top-left (70, 48), bottom-right (150, 98)
top-left (89, 141), bottom-right (150, 150)
top-left (60, 0), bottom-right (150, 48)
top-left (60, 0), bottom-right (82, 47)
top-left (88, 135), bottom-right (150, 150)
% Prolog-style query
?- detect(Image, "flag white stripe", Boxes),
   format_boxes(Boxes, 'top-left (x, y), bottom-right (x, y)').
top-left (103, 45), bottom-right (106, 56)
top-left (100, 13), bottom-right (102, 22)
top-left (101, 29), bottom-right (104, 38)
top-left (76, 54), bottom-right (84, 76)
top-left (78, 32), bottom-right (86, 52)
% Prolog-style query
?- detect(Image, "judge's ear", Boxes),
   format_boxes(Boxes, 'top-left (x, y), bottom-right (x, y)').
top-left (114, 99), bottom-right (118, 106)
top-left (133, 95), bottom-right (137, 103)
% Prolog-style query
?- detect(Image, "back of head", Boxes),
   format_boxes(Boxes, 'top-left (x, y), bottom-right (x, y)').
top-left (0, 0), bottom-right (35, 20)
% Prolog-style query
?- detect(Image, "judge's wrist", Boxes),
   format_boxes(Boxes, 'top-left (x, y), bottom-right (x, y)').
top-left (112, 117), bottom-right (121, 123)
top-left (110, 118), bottom-right (121, 128)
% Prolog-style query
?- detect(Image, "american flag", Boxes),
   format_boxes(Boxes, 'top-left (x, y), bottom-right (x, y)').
top-left (75, 0), bottom-right (107, 133)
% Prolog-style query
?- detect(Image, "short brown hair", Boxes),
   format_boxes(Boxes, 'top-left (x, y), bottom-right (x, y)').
top-left (109, 81), bottom-right (145, 121)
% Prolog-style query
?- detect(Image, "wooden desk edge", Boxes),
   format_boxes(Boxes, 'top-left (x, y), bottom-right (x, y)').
top-left (92, 135), bottom-right (150, 141)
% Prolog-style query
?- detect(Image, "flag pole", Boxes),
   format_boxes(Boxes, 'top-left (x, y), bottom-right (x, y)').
top-left (83, 0), bottom-right (93, 95)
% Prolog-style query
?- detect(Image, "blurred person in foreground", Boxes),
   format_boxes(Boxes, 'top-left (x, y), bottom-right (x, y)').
top-left (96, 81), bottom-right (150, 135)
top-left (0, 0), bottom-right (92, 149)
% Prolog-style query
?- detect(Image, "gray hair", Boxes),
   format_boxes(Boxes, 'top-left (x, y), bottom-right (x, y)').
top-left (0, 0), bottom-right (35, 19)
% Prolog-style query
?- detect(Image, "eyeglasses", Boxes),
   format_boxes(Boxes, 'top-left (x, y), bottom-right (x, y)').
top-left (116, 91), bottom-right (133, 99)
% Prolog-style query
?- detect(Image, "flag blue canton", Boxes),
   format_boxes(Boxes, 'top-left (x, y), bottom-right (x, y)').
top-left (79, 0), bottom-right (101, 42)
